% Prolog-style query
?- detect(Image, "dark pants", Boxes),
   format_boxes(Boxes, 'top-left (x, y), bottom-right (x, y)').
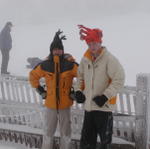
top-left (0, 49), bottom-right (10, 73)
top-left (80, 111), bottom-right (113, 149)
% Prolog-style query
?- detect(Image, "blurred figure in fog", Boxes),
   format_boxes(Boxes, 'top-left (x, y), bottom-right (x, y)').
top-left (0, 21), bottom-right (13, 74)
top-left (27, 54), bottom-right (75, 69)
top-left (26, 57), bottom-right (43, 69)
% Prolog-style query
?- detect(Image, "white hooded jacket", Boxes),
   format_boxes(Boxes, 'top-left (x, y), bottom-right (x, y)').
top-left (77, 47), bottom-right (125, 112)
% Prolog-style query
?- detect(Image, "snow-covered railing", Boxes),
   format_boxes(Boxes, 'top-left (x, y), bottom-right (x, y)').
top-left (0, 74), bottom-right (150, 149)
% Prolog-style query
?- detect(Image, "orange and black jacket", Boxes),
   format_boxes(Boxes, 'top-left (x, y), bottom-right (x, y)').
top-left (29, 56), bottom-right (78, 109)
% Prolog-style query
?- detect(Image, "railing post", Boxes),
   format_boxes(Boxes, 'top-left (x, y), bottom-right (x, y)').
top-left (135, 73), bottom-right (150, 149)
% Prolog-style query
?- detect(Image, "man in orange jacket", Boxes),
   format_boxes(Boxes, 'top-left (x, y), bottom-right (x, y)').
top-left (29, 30), bottom-right (78, 149)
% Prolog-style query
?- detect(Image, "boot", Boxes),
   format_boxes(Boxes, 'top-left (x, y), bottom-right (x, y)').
top-left (41, 135), bottom-right (54, 149)
top-left (60, 136), bottom-right (71, 149)
top-left (100, 144), bottom-right (111, 149)
top-left (80, 143), bottom-right (96, 149)
top-left (1, 71), bottom-right (10, 75)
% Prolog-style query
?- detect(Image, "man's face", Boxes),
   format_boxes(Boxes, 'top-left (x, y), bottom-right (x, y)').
top-left (52, 48), bottom-right (63, 56)
top-left (88, 42), bottom-right (101, 54)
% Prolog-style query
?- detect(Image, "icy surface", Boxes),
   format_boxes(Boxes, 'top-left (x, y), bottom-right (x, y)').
top-left (0, 137), bottom-right (135, 149)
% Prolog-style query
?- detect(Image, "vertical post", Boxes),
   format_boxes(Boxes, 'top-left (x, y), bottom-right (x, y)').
top-left (135, 73), bottom-right (150, 149)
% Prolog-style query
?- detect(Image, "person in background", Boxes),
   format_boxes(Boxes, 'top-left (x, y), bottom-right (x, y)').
top-left (26, 57), bottom-right (43, 69)
top-left (29, 30), bottom-right (78, 149)
top-left (0, 21), bottom-right (13, 74)
top-left (26, 53), bottom-right (75, 69)
top-left (75, 25), bottom-right (125, 149)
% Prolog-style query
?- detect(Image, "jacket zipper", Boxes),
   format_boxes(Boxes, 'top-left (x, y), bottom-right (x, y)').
top-left (92, 63), bottom-right (94, 89)
top-left (55, 62), bottom-right (60, 111)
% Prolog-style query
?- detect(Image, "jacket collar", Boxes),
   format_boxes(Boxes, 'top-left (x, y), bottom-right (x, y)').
top-left (84, 46), bottom-right (106, 62)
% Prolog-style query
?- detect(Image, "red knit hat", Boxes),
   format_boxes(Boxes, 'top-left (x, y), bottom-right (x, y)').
top-left (78, 25), bottom-right (103, 44)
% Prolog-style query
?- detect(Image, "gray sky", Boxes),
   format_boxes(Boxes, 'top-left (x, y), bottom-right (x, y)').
top-left (0, 0), bottom-right (149, 25)
top-left (0, 0), bottom-right (150, 85)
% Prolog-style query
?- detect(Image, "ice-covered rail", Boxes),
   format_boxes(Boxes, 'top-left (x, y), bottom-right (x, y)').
top-left (0, 74), bottom-right (150, 149)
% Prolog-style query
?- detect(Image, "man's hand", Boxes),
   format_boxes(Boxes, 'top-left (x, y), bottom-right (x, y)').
top-left (93, 95), bottom-right (108, 107)
top-left (36, 85), bottom-right (47, 99)
top-left (75, 90), bottom-right (86, 103)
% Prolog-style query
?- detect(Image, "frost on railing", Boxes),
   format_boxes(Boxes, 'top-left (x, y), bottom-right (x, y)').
top-left (135, 73), bottom-right (150, 149)
top-left (0, 75), bottom-right (43, 105)
top-left (0, 106), bottom-right (44, 128)
top-left (0, 74), bottom-right (150, 149)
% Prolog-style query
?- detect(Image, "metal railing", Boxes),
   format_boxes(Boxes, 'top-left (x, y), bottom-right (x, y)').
top-left (0, 74), bottom-right (150, 149)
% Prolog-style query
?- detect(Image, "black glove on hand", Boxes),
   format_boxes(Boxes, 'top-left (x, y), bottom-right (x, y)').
top-left (75, 91), bottom-right (86, 103)
top-left (93, 95), bottom-right (108, 107)
top-left (36, 85), bottom-right (47, 99)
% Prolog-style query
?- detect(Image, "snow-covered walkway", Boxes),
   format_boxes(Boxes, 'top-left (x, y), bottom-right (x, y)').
top-left (0, 137), bottom-right (135, 149)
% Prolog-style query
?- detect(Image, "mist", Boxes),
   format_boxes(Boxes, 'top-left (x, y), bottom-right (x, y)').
top-left (0, 0), bottom-right (150, 86)
top-left (0, 0), bottom-right (150, 25)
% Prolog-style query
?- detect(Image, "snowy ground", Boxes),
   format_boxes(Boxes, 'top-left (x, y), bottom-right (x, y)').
top-left (0, 141), bottom-right (29, 149)
top-left (0, 142), bottom-right (38, 149)
top-left (0, 137), bottom-right (135, 149)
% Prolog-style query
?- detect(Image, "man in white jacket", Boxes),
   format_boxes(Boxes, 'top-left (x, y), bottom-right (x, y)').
top-left (75, 25), bottom-right (125, 149)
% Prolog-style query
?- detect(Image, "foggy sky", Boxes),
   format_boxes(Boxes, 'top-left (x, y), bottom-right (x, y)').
top-left (0, 0), bottom-right (150, 85)
top-left (0, 0), bottom-right (150, 25)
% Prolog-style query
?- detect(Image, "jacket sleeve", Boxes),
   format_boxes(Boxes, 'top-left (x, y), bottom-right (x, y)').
top-left (29, 65), bottom-right (46, 88)
top-left (103, 56), bottom-right (125, 99)
top-left (76, 59), bottom-right (85, 91)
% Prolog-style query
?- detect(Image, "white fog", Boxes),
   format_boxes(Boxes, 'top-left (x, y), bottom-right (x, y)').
top-left (0, 0), bottom-right (149, 86)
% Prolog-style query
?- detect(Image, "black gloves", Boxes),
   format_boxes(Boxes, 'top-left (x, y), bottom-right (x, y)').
top-left (75, 90), bottom-right (86, 103)
top-left (93, 95), bottom-right (108, 107)
top-left (36, 85), bottom-right (47, 99)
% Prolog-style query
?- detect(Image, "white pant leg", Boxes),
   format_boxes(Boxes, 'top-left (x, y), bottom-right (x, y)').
top-left (42, 108), bottom-right (58, 149)
top-left (42, 135), bottom-right (54, 149)
top-left (60, 136), bottom-right (71, 149)
top-left (59, 108), bottom-right (71, 149)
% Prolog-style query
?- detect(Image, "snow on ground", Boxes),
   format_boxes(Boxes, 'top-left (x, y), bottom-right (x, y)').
top-left (0, 141), bottom-right (29, 149)
top-left (0, 137), bottom-right (135, 149)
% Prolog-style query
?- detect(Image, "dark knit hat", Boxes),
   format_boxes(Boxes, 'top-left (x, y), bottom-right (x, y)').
top-left (50, 29), bottom-right (66, 53)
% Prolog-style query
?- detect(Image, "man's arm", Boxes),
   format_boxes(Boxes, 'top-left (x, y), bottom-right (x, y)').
top-left (103, 56), bottom-right (125, 99)
top-left (29, 65), bottom-right (45, 88)
top-left (75, 59), bottom-right (86, 103)
top-left (29, 65), bottom-right (47, 99)
top-left (76, 59), bottom-right (85, 91)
